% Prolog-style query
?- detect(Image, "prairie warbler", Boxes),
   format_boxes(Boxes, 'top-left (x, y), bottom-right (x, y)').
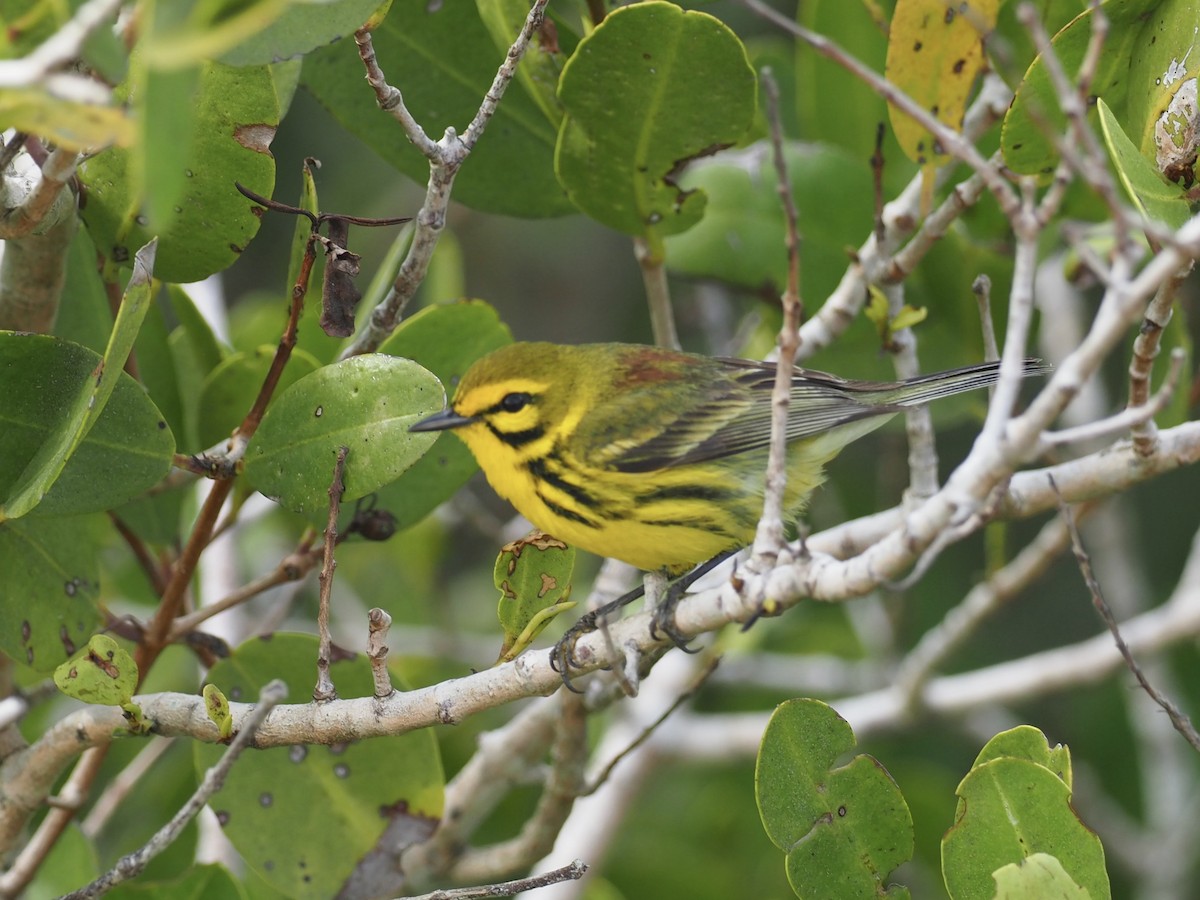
top-left (411, 342), bottom-right (1046, 669)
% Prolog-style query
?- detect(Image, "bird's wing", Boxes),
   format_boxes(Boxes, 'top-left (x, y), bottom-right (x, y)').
top-left (578, 359), bottom-right (900, 473)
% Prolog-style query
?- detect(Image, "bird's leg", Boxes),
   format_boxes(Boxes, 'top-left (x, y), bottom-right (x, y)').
top-left (648, 551), bottom-right (735, 650)
top-left (550, 581), bottom-right (646, 692)
top-left (549, 551), bottom-right (735, 691)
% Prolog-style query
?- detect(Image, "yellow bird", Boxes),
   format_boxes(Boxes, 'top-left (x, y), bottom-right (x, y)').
top-left (411, 342), bottom-right (1046, 671)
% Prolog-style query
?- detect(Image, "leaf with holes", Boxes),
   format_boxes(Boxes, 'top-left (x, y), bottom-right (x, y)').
top-left (494, 531), bottom-right (575, 662)
top-left (0, 515), bottom-right (103, 672)
top-left (756, 698), bottom-right (913, 899)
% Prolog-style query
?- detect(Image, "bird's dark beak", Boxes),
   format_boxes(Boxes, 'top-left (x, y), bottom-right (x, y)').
top-left (409, 408), bottom-right (476, 433)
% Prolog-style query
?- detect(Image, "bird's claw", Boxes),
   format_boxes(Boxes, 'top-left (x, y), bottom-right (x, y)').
top-left (549, 613), bottom-right (599, 693)
top-left (649, 603), bottom-right (700, 653)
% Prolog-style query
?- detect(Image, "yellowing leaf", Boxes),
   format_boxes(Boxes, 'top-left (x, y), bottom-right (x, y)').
top-left (885, 0), bottom-right (998, 169)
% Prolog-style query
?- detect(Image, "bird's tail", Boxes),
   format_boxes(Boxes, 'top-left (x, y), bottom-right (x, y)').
top-left (866, 358), bottom-right (1052, 408)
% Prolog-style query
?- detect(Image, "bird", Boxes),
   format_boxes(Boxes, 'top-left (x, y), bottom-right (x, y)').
top-left (410, 341), bottom-right (1047, 672)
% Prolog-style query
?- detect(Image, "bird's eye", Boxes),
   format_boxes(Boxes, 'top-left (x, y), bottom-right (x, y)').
top-left (499, 392), bottom-right (532, 413)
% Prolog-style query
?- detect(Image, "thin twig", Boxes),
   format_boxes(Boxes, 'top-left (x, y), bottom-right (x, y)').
top-left (314, 447), bottom-right (349, 702)
top-left (1038, 349), bottom-right (1184, 451)
top-left (739, 0), bottom-right (1018, 215)
top-left (367, 608), bottom-right (395, 699)
top-left (1129, 273), bottom-right (1187, 455)
top-left (1054, 479), bottom-right (1200, 752)
top-left (345, 0), bottom-right (552, 353)
top-left (634, 236), bottom-right (681, 351)
top-left (59, 681), bottom-right (287, 900)
top-left (973, 274), bottom-right (1000, 363)
top-left (1017, 4), bottom-right (1134, 255)
top-left (166, 542), bottom-right (318, 643)
top-left (408, 860), bottom-right (588, 899)
top-left (752, 67), bottom-right (803, 563)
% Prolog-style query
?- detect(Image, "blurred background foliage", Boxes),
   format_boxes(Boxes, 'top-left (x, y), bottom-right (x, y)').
top-left (6, 0), bottom-right (1200, 895)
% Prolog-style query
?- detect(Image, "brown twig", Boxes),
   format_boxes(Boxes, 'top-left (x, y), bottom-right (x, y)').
top-left (870, 121), bottom-right (887, 244)
top-left (234, 182), bottom-right (410, 229)
top-left (314, 447), bottom-right (349, 702)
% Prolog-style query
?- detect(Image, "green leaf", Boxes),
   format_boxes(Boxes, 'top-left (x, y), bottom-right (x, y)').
top-left (243, 355), bottom-right (444, 517)
top-left (970, 724), bottom-right (1073, 789)
top-left (992, 853), bottom-right (1092, 899)
top-left (476, 0), bottom-right (570, 127)
top-left (196, 634), bottom-right (443, 899)
top-left (78, 60), bottom-right (286, 283)
top-left (104, 863), bottom-right (250, 900)
top-left (219, 0), bottom-right (388, 67)
top-left (302, 0), bottom-right (572, 218)
top-left (942, 753), bottom-right (1109, 900)
top-left (1001, 0), bottom-right (1165, 177)
top-left (0, 515), bottom-right (102, 672)
top-left (664, 142), bottom-right (876, 303)
top-left (2, 242), bottom-right (158, 520)
top-left (54, 634), bottom-right (139, 707)
top-left (133, 296), bottom-right (187, 446)
top-left (27, 824), bottom-right (99, 899)
top-left (196, 346), bottom-right (320, 448)
top-left (141, 64), bottom-right (201, 232)
top-left (494, 531), bottom-right (576, 663)
top-left (203, 683), bottom-right (234, 741)
top-left (54, 227), bottom-right (117, 355)
top-left (1098, 98), bottom-right (1191, 228)
top-left (0, 332), bottom-right (175, 520)
top-left (756, 699), bottom-right (914, 899)
top-left (555, 1), bottom-right (757, 246)
top-left (372, 299), bottom-right (512, 531)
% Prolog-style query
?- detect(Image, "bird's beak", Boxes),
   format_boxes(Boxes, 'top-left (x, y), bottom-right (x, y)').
top-left (409, 408), bottom-right (476, 432)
